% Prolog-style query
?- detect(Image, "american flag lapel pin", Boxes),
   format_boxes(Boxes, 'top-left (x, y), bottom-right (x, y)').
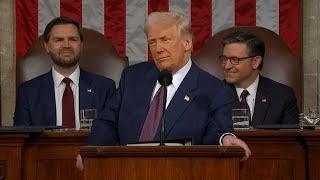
top-left (87, 89), bottom-right (92, 93)
top-left (184, 95), bottom-right (190, 102)
top-left (261, 98), bottom-right (267, 103)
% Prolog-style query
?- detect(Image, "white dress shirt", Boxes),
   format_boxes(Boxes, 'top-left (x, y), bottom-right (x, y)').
top-left (151, 59), bottom-right (192, 108)
top-left (52, 66), bottom-right (80, 129)
top-left (235, 75), bottom-right (259, 119)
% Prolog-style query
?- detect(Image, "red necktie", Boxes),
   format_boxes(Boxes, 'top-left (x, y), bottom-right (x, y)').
top-left (139, 86), bottom-right (165, 141)
top-left (62, 78), bottom-right (75, 128)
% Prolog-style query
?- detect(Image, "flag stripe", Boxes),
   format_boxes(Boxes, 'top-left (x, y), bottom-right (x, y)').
top-left (191, 0), bottom-right (212, 56)
top-left (105, 0), bottom-right (126, 56)
top-left (16, 0), bottom-right (301, 59)
top-left (169, 0), bottom-right (190, 20)
top-left (38, 0), bottom-right (59, 35)
top-left (82, 0), bottom-right (104, 34)
top-left (60, 0), bottom-right (82, 24)
top-left (235, 0), bottom-right (256, 25)
top-left (256, 0), bottom-right (279, 34)
top-left (212, 0), bottom-right (235, 34)
top-left (126, 0), bottom-right (147, 64)
top-left (279, 0), bottom-right (300, 55)
top-left (16, 0), bottom-right (38, 57)
top-left (148, 0), bottom-right (168, 13)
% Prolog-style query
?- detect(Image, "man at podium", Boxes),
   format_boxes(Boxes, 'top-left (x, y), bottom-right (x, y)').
top-left (87, 12), bottom-right (251, 160)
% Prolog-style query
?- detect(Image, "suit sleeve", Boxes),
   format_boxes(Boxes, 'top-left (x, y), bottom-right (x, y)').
top-left (87, 70), bottom-right (127, 145)
top-left (281, 88), bottom-right (299, 124)
top-left (202, 84), bottom-right (235, 145)
top-left (13, 84), bottom-right (31, 126)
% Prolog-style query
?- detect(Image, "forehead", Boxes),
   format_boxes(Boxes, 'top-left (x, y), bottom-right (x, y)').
top-left (147, 25), bottom-right (178, 39)
top-left (223, 42), bottom-right (248, 55)
top-left (49, 24), bottom-right (80, 37)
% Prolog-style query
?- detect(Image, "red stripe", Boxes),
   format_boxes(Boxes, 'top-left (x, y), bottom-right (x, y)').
top-left (105, 0), bottom-right (126, 57)
top-left (235, 0), bottom-right (256, 26)
top-left (16, 0), bottom-right (38, 57)
top-left (60, 0), bottom-right (82, 24)
top-left (147, 0), bottom-right (169, 61)
top-left (279, 0), bottom-right (301, 55)
top-left (148, 0), bottom-right (169, 14)
top-left (191, 0), bottom-right (212, 56)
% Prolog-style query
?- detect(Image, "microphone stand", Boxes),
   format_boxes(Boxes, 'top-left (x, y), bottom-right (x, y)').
top-left (160, 86), bottom-right (167, 146)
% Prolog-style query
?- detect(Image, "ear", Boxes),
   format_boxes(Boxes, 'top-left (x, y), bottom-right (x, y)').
top-left (252, 56), bottom-right (262, 69)
top-left (184, 37), bottom-right (193, 52)
top-left (44, 41), bottom-right (50, 53)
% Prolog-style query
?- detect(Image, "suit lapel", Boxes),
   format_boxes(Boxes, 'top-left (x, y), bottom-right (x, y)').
top-left (252, 76), bottom-right (270, 125)
top-left (162, 64), bottom-right (198, 138)
top-left (134, 65), bottom-right (159, 141)
top-left (79, 70), bottom-right (95, 110)
top-left (44, 71), bottom-right (56, 125)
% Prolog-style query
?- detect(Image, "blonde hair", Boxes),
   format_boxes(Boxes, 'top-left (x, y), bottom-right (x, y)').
top-left (144, 11), bottom-right (193, 39)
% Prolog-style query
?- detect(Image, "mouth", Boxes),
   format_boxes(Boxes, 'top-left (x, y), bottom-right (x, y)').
top-left (156, 56), bottom-right (169, 61)
top-left (60, 50), bottom-right (74, 57)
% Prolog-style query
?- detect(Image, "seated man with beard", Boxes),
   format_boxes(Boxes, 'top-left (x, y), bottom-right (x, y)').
top-left (14, 17), bottom-right (116, 129)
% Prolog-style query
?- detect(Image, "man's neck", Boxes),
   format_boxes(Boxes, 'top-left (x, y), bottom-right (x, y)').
top-left (53, 64), bottom-right (78, 77)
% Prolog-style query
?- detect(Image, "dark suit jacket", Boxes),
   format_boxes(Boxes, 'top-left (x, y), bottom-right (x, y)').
top-left (14, 69), bottom-right (116, 126)
top-left (88, 62), bottom-right (235, 145)
top-left (230, 75), bottom-right (299, 126)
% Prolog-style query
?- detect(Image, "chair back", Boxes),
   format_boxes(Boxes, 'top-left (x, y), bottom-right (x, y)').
top-left (17, 28), bottom-right (128, 86)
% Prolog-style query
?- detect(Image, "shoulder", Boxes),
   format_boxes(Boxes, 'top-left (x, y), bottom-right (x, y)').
top-left (123, 61), bottom-right (155, 74)
top-left (80, 69), bottom-right (115, 87)
top-left (259, 76), bottom-right (294, 94)
top-left (194, 64), bottom-right (227, 91)
top-left (17, 71), bottom-right (51, 90)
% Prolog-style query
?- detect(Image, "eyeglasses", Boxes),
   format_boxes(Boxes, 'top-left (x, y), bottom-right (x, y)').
top-left (219, 55), bottom-right (256, 65)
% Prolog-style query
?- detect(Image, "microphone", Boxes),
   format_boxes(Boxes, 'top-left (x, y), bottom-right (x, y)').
top-left (158, 70), bottom-right (172, 146)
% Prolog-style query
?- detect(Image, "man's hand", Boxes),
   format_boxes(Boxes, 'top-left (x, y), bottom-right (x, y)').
top-left (222, 135), bottom-right (251, 161)
top-left (76, 154), bottom-right (84, 171)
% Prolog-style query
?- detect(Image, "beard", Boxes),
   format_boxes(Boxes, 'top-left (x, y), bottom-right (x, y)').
top-left (48, 50), bottom-right (80, 68)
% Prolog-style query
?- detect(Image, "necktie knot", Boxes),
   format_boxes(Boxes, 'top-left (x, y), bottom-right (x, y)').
top-left (63, 78), bottom-right (72, 86)
top-left (240, 90), bottom-right (249, 99)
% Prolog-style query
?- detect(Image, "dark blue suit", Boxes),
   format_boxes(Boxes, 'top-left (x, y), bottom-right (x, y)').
top-left (231, 75), bottom-right (299, 126)
top-left (14, 69), bottom-right (116, 126)
top-left (88, 62), bottom-right (235, 145)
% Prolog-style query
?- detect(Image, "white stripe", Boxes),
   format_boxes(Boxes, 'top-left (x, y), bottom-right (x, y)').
top-left (126, 0), bottom-right (147, 64)
top-left (212, 0), bottom-right (235, 35)
top-left (38, 0), bottom-right (60, 36)
top-left (82, 0), bottom-right (104, 34)
top-left (169, 0), bottom-right (190, 21)
top-left (256, 0), bottom-right (279, 34)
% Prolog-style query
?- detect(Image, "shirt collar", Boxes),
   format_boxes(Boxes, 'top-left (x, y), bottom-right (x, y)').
top-left (235, 74), bottom-right (259, 100)
top-left (52, 66), bottom-right (80, 87)
top-left (167, 59), bottom-right (192, 89)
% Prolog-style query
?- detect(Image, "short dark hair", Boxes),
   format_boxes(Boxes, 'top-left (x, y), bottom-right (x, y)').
top-left (43, 16), bottom-right (83, 42)
top-left (222, 31), bottom-right (265, 70)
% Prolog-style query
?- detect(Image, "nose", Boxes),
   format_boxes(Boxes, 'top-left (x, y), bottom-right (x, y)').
top-left (155, 42), bottom-right (164, 54)
top-left (62, 39), bottom-right (71, 48)
top-left (223, 59), bottom-right (233, 69)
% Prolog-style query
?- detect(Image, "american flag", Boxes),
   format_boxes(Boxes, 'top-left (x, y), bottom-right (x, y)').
top-left (16, 0), bottom-right (300, 64)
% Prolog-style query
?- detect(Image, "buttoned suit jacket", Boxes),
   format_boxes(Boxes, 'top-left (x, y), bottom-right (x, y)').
top-left (88, 61), bottom-right (235, 145)
top-left (14, 69), bottom-right (115, 126)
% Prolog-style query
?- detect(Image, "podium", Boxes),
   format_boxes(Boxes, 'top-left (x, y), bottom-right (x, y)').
top-left (80, 146), bottom-right (245, 180)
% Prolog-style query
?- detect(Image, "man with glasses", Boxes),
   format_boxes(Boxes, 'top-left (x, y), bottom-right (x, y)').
top-left (220, 31), bottom-right (299, 126)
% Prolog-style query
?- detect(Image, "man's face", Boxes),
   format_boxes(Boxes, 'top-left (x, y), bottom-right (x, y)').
top-left (147, 25), bottom-right (192, 74)
top-left (44, 24), bottom-right (82, 68)
top-left (221, 43), bottom-right (261, 88)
